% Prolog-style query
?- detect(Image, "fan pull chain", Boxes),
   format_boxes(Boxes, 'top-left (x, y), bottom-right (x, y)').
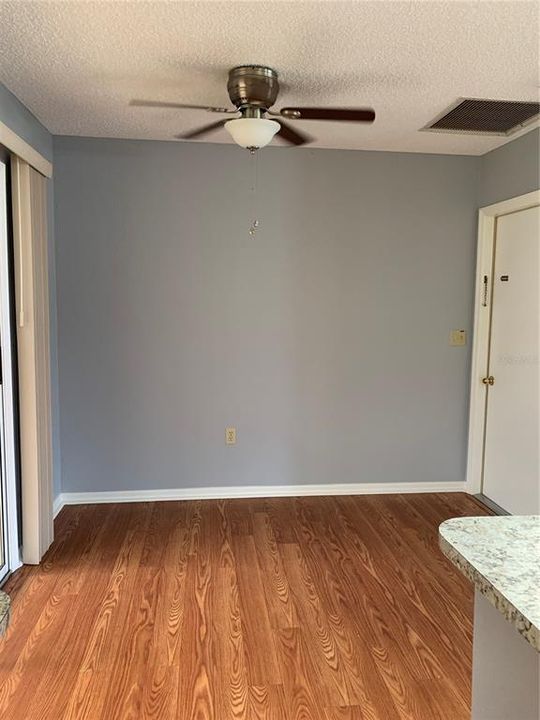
top-left (249, 148), bottom-right (259, 236)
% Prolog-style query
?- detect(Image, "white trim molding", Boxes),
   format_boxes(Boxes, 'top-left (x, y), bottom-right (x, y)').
top-left (466, 190), bottom-right (540, 495)
top-left (0, 159), bottom-right (22, 576)
top-left (0, 121), bottom-right (52, 178)
top-left (12, 157), bottom-right (54, 563)
top-left (53, 480), bottom-right (466, 515)
top-left (53, 494), bottom-right (63, 519)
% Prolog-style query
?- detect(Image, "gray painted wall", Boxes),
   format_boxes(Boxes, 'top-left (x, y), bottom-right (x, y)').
top-left (54, 136), bottom-right (480, 493)
top-left (1, 91), bottom-right (538, 500)
top-left (478, 128), bottom-right (540, 207)
top-left (0, 83), bottom-right (62, 499)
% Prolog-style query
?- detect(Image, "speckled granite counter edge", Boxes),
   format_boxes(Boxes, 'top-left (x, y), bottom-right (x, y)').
top-left (0, 590), bottom-right (10, 637)
top-left (439, 533), bottom-right (539, 652)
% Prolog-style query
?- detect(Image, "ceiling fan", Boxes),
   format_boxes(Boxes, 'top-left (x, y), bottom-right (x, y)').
top-left (131, 65), bottom-right (376, 150)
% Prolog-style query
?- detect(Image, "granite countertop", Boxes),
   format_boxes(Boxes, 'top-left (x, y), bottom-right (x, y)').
top-left (439, 515), bottom-right (540, 651)
top-left (0, 590), bottom-right (9, 636)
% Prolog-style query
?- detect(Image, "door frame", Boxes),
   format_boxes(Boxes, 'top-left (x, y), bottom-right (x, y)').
top-left (466, 189), bottom-right (540, 495)
top-left (0, 157), bottom-right (21, 580)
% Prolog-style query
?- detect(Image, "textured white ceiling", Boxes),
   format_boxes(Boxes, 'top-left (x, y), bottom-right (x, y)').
top-left (0, 1), bottom-right (538, 155)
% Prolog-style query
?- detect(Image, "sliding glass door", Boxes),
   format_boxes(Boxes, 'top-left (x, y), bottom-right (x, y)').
top-left (0, 158), bottom-right (9, 582)
top-left (0, 383), bottom-right (7, 582)
top-left (0, 153), bottom-right (20, 583)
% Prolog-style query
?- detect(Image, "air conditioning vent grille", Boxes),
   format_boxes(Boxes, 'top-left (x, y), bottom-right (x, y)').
top-left (424, 98), bottom-right (540, 136)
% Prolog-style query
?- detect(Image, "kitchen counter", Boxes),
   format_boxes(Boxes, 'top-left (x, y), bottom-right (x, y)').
top-left (439, 514), bottom-right (539, 651)
top-left (440, 515), bottom-right (539, 720)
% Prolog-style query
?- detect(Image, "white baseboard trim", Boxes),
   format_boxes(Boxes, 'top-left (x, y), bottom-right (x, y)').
top-left (53, 495), bottom-right (64, 518)
top-left (53, 481), bottom-right (466, 516)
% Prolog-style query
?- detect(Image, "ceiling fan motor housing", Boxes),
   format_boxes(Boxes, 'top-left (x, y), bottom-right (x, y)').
top-left (227, 65), bottom-right (279, 112)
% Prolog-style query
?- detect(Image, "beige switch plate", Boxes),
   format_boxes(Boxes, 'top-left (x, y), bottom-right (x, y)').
top-left (225, 427), bottom-right (236, 445)
top-left (450, 329), bottom-right (466, 346)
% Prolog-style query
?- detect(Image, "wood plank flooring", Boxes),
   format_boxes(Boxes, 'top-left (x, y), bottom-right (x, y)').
top-left (0, 492), bottom-right (489, 719)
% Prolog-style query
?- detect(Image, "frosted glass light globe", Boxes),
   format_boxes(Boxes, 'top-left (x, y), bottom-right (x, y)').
top-left (225, 118), bottom-right (280, 149)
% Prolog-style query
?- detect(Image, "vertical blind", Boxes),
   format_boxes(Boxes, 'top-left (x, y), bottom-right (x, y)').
top-left (11, 156), bottom-right (53, 564)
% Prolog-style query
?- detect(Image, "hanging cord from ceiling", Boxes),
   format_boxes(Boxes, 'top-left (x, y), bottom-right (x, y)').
top-left (249, 148), bottom-right (259, 236)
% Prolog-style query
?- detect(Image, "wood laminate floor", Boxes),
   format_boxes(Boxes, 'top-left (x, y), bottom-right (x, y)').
top-left (0, 492), bottom-right (489, 720)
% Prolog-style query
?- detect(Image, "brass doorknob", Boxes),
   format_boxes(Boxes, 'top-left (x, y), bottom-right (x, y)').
top-left (482, 376), bottom-right (495, 386)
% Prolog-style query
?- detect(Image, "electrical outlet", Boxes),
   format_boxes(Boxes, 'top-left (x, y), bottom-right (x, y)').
top-left (225, 427), bottom-right (236, 445)
top-left (450, 329), bottom-right (466, 346)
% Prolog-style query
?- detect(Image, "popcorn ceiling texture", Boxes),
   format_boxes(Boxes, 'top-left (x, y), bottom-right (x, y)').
top-left (0, 1), bottom-right (538, 155)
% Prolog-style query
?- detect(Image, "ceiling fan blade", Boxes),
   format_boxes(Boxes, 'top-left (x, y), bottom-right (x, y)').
top-left (280, 107), bottom-right (376, 123)
top-left (130, 99), bottom-right (232, 113)
top-left (175, 119), bottom-right (228, 140)
top-left (277, 120), bottom-right (312, 146)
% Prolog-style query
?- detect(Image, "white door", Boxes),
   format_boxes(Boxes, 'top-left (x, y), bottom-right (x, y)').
top-left (482, 205), bottom-right (540, 515)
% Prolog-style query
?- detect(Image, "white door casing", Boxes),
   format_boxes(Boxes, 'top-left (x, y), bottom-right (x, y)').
top-left (0, 157), bottom-right (21, 579)
top-left (12, 156), bottom-right (54, 564)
